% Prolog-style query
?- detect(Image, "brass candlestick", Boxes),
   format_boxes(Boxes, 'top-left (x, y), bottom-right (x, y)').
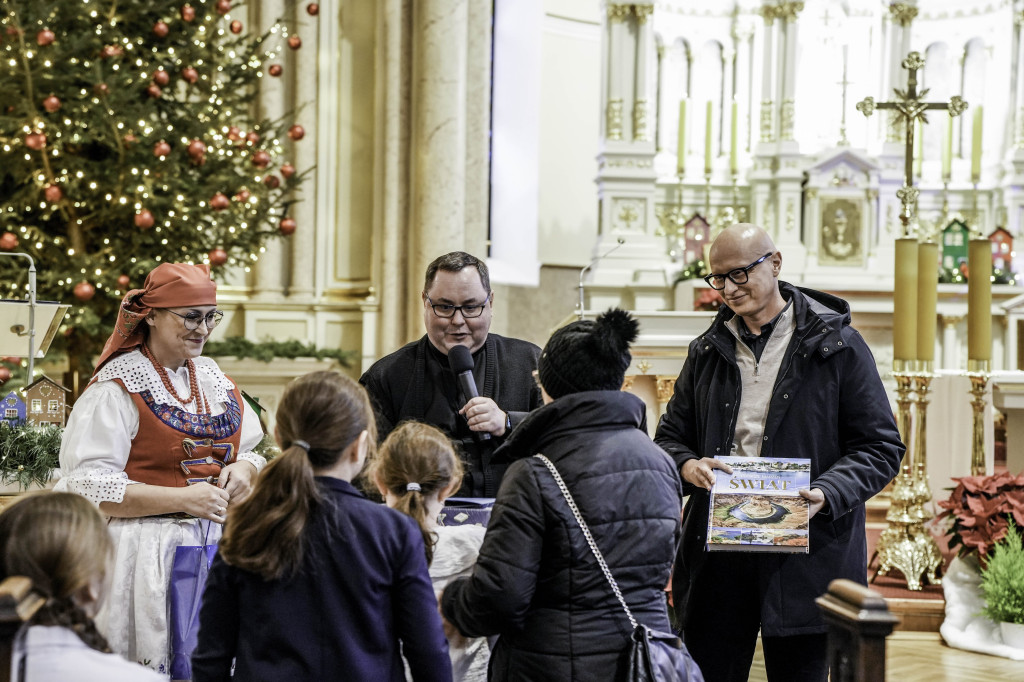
top-left (704, 172), bottom-right (712, 219)
top-left (892, 365), bottom-right (915, 462)
top-left (967, 360), bottom-right (990, 476)
top-left (873, 464), bottom-right (943, 590)
top-left (912, 369), bottom-right (933, 484)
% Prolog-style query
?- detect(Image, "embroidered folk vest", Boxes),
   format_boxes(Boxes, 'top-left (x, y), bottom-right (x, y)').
top-left (115, 378), bottom-right (244, 487)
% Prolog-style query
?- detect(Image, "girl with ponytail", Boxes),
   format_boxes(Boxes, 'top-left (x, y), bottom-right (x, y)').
top-left (0, 492), bottom-right (162, 681)
top-left (192, 371), bottom-right (451, 682)
top-left (367, 422), bottom-right (490, 681)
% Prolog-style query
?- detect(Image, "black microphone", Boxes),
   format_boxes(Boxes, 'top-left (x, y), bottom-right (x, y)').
top-left (448, 345), bottom-right (490, 440)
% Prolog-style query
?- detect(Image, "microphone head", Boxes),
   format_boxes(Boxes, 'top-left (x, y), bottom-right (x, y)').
top-left (448, 344), bottom-right (475, 373)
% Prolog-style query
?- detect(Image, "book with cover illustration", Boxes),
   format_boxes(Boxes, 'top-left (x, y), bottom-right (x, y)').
top-left (706, 456), bottom-right (811, 553)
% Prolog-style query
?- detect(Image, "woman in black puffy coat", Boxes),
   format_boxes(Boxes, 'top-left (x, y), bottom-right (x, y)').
top-left (441, 309), bottom-right (684, 681)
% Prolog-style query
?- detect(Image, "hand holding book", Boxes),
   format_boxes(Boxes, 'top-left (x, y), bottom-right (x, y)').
top-left (798, 488), bottom-right (826, 519)
top-left (681, 458), bottom-right (734, 490)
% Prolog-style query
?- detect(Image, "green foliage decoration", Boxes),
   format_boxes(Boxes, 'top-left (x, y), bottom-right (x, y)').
top-left (0, 0), bottom-right (312, 371)
top-left (979, 521), bottom-right (1024, 625)
top-left (0, 421), bottom-right (61, 490)
top-left (204, 336), bottom-right (353, 366)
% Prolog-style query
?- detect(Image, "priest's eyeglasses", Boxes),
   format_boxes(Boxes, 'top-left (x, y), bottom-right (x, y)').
top-left (426, 295), bottom-right (491, 319)
top-left (166, 310), bottom-right (225, 330)
top-left (703, 253), bottom-right (774, 290)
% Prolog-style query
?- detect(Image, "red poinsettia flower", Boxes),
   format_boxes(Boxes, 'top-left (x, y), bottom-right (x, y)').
top-left (938, 471), bottom-right (1024, 558)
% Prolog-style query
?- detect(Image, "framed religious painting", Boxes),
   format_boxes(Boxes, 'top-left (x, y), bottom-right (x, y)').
top-left (818, 197), bottom-right (865, 267)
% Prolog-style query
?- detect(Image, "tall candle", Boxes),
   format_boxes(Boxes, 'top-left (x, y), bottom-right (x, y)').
top-left (913, 118), bottom-right (923, 179)
top-left (730, 100), bottom-right (739, 175)
top-left (894, 237), bottom-right (919, 365)
top-left (941, 115), bottom-right (953, 180)
top-left (704, 100), bottom-right (713, 175)
top-left (676, 99), bottom-right (687, 176)
top-left (968, 237), bottom-right (992, 362)
top-left (916, 241), bottom-right (938, 364)
top-left (971, 105), bottom-right (984, 181)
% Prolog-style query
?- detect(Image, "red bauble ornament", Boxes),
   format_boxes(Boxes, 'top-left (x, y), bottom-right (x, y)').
top-left (280, 163), bottom-right (295, 179)
top-left (154, 140), bottom-right (171, 157)
top-left (73, 281), bottom-right (96, 302)
top-left (181, 4), bottom-right (196, 22)
top-left (42, 95), bottom-right (61, 113)
top-left (0, 232), bottom-right (18, 251)
top-left (153, 21), bottom-right (170, 38)
top-left (210, 193), bottom-right (230, 210)
top-left (44, 184), bottom-right (62, 203)
top-left (188, 139), bottom-right (207, 158)
top-left (153, 69), bottom-right (170, 86)
top-left (94, 83), bottom-right (109, 96)
top-left (230, 20), bottom-right (243, 34)
top-left (100, 44), bottom-right (123, 59)
top-left (216, 0), bottom-right (232, 14)
top-left (245, 131), bottom-right (260, 145)
top-left (279, 217), bottom-right (297, 235)
top-left (0, 367), bottom-right (10, 385)
top-left (117, 274), bottom-right (131, 289)
top-left (288, 124), bottom-right (305, 141)
top-left (182, 67), bottom-right (198, 84)
top-left (36, 29), bottom-right (55, 46)
top-left (251, 151), bottom-right (270, 168)
top-left (263, 174), bottom-right (280, 189)
top-left (209, 248), bottom-right (228, 267)
top-left (234, 189), bottom-right (251, 202)
top-left (146, 84), bottom-right (162, 99)
top-left (287, 35), bottom-right (302, 50)
top-left (268, 64), bottom-right (283, 77)
top-left (135, 210), bottom-right (155, 230)
top-left (307, 3), bottom-right (319, 16)
top-left (24, 132), bottom-right (46, 150)
top-left (227, 126), bottom-right (242, 142)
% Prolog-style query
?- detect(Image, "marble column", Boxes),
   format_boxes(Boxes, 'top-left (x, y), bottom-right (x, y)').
top-left (1015, 10), bottom-right (1024, 148)
top-left (885, 3), bottom-right (917, 144)
top-left (734, 21), bottom-right (754, 155)
top-left (758, 6), bottom-right (776, 144)
top-left (605, 3), bottom-right (631, 141)
top-left (632, 4), bottom-right (654, 142)
top-left (778, 4), bottom-right (801, 142)
top-left (289, 0), bottom-right (318, 299)
top-left (252, 0), bottom-right (288, 300)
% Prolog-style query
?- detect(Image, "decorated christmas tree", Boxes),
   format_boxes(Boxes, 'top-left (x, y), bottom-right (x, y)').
top-left (0, 0), bottom-right (313, 372)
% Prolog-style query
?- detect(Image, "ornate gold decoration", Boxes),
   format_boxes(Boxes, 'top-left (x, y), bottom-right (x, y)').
top-left (967, 364), bottom-right (990, 476)
top-left (759, 100), bottom-right (774, 143)
top-left (633, 99), bottom-right (649, 142)
top-left (636, 359), bottom-right (651, 375)
top-left (775, 2), bottom-right (805, 22)
top-left (607, 99), bottom-right (624, 141)
top-left (786, 199), bottom-right (796, 232)
top-left (760, 5), bottom-right (777, 25)
top-left (889, 3), bottom-right (919, 27)
top-left (632, 4), bottom-right (653, 23)
top-left (656, 377), bottom-right (675, 403)
top-left (607, 4), bottom-right (631, 22)
top-left (621, 376), bottom-right (635, 391)
top-left (614, 199), bottom-right (642, 231)
top-left (872, 465), bottom-right (943, 591)
top-left (780, 99), bottom-right (795, 140)
top-left (806, 188), bottom-right (818, 200)
top-left (856, 52), bottom-right (967, 236)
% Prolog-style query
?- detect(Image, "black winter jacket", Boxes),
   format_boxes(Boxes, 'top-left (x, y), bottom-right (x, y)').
top-left (442, 391), bottom-right (683, 681)
top-left (655, 282), bottom-right (904, 636)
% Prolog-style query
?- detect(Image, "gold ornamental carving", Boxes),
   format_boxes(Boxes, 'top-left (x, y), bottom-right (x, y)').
top-left (759, 100), bottom-right (774, 143)
top-left (633, 99), bottom-right (649, 142)
top-left (780, 99), bottom-right (795, 140)
top-left (775, 1), bottom-right (804, 22)
top-left (889, 3), bottom-right (918, 27)
top-left (621, 376), bottom-right (635, 391)
top-left (656, 377), bottom-right (676, 403)
top-left (760, 5), bottom-right (777, 25)
top-left (806, 188), bottom-right (818, 200)
top-left (607, 99), bottom-right (624, 141)
top-left (632, 4), bottom-right (653, 24)
top-left (607, 4), bottom-right (631, 22)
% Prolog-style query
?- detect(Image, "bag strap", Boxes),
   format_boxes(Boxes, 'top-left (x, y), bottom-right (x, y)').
top-left (533, 454), bottom-right (638, 630)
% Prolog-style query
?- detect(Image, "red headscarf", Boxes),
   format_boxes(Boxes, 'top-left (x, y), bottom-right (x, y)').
top-left (93, 263), bottom-right (218, 374)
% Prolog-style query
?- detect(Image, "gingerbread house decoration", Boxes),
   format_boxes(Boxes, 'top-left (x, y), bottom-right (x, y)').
top-left (989, 227), bottom-right (1014, 272)
top-left (681, 213), bottom-right (711, 265)
top-left (23, 375), bottom-right (69, 428)
top-left (941, 219), bottom-right (970, 271)
top-left (2, 391), bottom-right (26, 425)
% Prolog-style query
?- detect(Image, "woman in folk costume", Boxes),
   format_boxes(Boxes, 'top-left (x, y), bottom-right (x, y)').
top-left (55, 262), bottom-right (265, 675)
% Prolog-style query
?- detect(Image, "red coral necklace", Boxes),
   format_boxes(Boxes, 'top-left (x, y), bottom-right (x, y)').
top-left (139, 343), bottom-right (210, 414)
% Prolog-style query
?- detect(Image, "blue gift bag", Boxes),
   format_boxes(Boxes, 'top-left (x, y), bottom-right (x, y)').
top-left (168, 539), bottom-right (218, 681)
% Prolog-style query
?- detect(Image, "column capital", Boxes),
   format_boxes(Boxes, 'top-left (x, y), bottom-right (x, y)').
top-left (776, 2), bottom-right (805, 22)
top-left (606, 3), bottom-right (631, 22)
top-left (633, 4), bottom-right (654, 24)
top-left (889, 3), bottom-right (919, 28)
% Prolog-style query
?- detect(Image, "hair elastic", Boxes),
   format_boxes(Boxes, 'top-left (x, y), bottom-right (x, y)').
top-left (292, 440), bottom-right (310, 453)
top-left (406, 482), bottom-right (422, 493)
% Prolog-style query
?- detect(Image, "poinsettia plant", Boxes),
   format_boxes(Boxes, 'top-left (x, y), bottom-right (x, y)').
top-left (937, 471), bottom-right (1024, 560)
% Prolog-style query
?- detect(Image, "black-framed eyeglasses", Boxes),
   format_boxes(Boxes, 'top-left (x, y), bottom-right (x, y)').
top-left (426, 295), bottom-right (491, 319)
top-left (703, 253), bottom-right (774, 290)
top-left (166, 310), bottom-right (224, 331)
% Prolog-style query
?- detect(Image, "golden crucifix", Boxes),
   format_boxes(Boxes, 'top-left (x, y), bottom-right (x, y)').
top-left (856, 51), bottom-right (967, 235)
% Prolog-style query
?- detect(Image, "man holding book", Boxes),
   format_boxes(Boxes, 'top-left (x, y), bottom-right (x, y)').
top-left (654, 223), bottom-right (904, 682)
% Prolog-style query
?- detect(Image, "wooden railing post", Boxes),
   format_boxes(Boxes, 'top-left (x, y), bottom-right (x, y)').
top-left (815, 578), bottom-right (900, 682)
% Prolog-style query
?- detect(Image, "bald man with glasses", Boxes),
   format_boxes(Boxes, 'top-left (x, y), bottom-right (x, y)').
top-left (655, 224), bottom-right (904, 682)
top-left (360, 252), bottom-right (542, 497)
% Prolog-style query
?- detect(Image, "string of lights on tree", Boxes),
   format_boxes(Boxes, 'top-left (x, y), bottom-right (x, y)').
top-left (0, 0), bottom-right (319, 370)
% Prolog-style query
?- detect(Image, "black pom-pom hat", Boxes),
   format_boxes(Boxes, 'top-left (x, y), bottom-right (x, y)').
top-left (536, 308), bottom-right (640, 399)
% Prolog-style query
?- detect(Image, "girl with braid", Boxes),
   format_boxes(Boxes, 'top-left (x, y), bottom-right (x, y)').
top-left (0, 492), bottom-right (162, 681)
top-left (192, 371), bottom-right (451, 682)
top-left (367, 421), bottom-right (490, 682)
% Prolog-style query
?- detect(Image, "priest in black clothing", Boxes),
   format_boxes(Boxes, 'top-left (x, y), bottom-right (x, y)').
top-left (360, 252), bottom-right (542, 496)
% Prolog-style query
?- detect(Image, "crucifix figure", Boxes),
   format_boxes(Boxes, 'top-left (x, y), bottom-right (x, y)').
top-left (856, 51), bottom-right (967, 234)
